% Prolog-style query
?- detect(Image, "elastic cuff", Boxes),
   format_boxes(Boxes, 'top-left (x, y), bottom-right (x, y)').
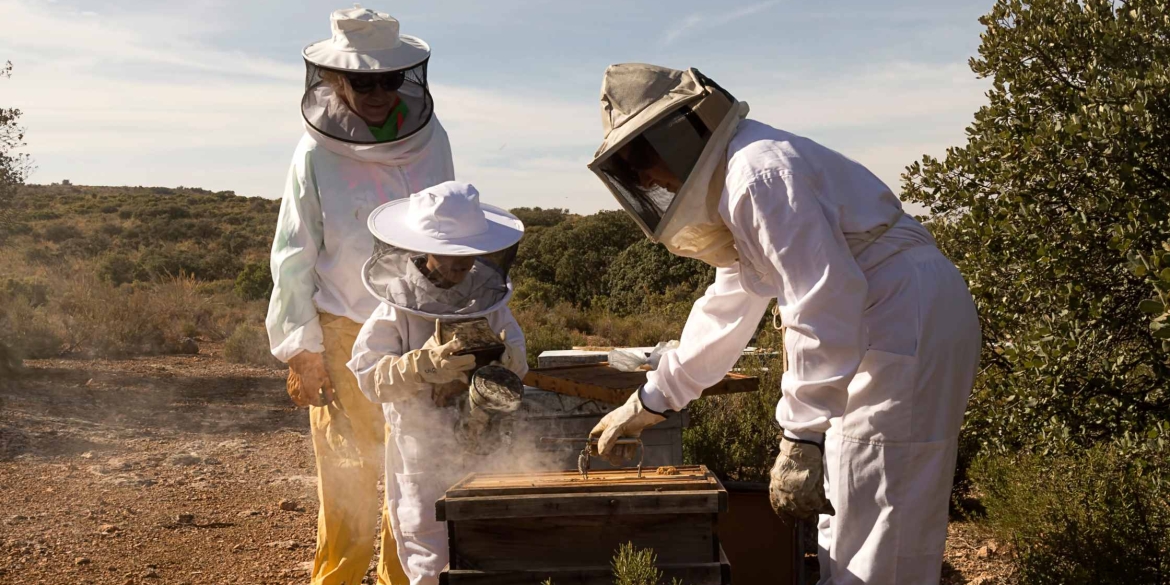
top-left (638, 380), bottom-right (669, 415)
top-left (783, 428), bottom-right (825, 443)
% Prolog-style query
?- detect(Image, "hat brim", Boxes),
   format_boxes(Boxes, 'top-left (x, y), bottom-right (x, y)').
top-left (368, 199), bottom-right (525, 256)
top-left (303, 34), bottom-right (430, 72)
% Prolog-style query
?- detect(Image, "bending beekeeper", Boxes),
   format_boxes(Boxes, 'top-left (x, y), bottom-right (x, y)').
top-left (587, 64), bottom-right (981, 585)
top-left (348, 181), bottom-right (527, 585)
top-left (265, 6), bottom-right (454, 585)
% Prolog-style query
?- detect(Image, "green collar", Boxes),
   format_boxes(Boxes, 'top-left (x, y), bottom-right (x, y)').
top-left (368, 99), bottom-right (411, 142)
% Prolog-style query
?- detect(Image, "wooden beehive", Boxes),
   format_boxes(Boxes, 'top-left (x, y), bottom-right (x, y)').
top-left (437, 465), bottom-right (730, 585)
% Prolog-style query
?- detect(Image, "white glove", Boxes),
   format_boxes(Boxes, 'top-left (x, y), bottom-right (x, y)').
top-left (588, 389), bottom-right (666, 465)
top-left (769, 437), bottom-right (835, 522)
top-left (499, 329), bottom-right (527, 377)
top-left (373, 333), bottom-right (477, 402)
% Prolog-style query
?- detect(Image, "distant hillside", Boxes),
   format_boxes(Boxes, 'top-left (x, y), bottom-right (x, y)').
top-left (8, 184), bottom-right (279, 284)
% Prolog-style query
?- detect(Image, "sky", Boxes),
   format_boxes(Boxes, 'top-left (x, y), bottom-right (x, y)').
top-left (0, 0), bottom-right (993, 214)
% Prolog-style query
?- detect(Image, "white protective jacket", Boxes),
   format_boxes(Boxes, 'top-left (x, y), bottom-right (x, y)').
top-left (642, 119), bottom-right (937, 437)
top-left (641, 119), bottom-right (981, 584)
top-left (347, 303), bottom-right (526, 585)
top-left (266, 120), bottom-right (455, 362)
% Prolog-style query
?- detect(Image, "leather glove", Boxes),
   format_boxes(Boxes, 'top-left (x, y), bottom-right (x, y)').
top-left (589, 389), bottom-right (666, 466)
top-left (498, 329), bottom-right (527, 376)
top-left (373, 328), bottom-right (477, 403)
top-left (769, 436), bottom-right (835, 522)
top-left (287, 351), bottom-right (334, 407)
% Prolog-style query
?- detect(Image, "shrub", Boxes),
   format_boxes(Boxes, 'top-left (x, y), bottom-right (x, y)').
top-left (0, 297), bottom-right (62, 359)
top-left (683, 323), bottom-right (782, 482)
top-left (611, 543), bottom-right (683, 585)
top-left (234, 261), bottom-right (273, 301)
top-left (40, 221), bottom-right (74, 243)
top-left (97, 253), bottom-right (136, 286)
top-left (604, 239), bottom-right (713, 316)
top-left (55, 272), bottom-right (213, 357)
top-left (972, 439), bottom-right (1170, 584)
top-left (135, 246), bottom-right (203, 281)
top-left (223, 323), bottom-right (280, 367)
top-left (511, 211), bottom-right (642, 307)
top-left (904, 0), bottom-right (1170, 457)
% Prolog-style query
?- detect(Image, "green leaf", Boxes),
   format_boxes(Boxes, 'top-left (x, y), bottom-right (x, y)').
top-left (1139, 299), bottom-right (1165, 314)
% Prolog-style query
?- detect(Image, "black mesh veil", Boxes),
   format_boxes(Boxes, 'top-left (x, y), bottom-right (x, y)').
top-left (363, 239), bottom-right (517, 319)
top-left (302, 59), bottom-right (434, 144)
top-left (595, 106), bottom-right (713, 235)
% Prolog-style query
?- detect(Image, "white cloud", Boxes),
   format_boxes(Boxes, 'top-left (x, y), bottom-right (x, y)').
top-left (661, 1), bottom-right (782, 46)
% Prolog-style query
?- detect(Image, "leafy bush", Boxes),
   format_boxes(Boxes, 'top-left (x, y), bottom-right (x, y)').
top-left (683, 324), bottom-right (781, 482)
top-left (223, 323), bottom-right (280, 367)
top-left (40, 221), bottom-right (74, 243)
top-left (234, 261), bottom-right (273, 301)
top-left (903, 0), bottom-right (1170, 456)
top-left (512, 211), bottom-right (642, 307)
top-left (0, 296), bottom-right (62, 359)
top-left (972, 438), bottom-right (1170, 584)
top-left (604, 239), bottom-right (713, 316)
top-left (611, 543), bottom-right (683, 585)
top-left (97, 253), bottom-right (136, 286)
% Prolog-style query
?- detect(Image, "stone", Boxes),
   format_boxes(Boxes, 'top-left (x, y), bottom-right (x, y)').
top-left (177, 338), bottom-right (200, 355)
top-left (98, 524), bottom-right (120, 535)
top-left (167, 453), bottom-right (201, 467)
top-left (74, 557), bottom-right (91, 565)
top-left (277, 500), bottom-right (299, 512)
top-left (175, 514), bottom-right (195, 525)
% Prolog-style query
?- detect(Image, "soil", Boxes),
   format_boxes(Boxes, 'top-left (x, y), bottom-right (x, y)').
top-left (0, 346), bottom-right (1014, 584)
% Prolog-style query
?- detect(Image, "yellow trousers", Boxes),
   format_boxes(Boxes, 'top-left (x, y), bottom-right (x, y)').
top-left (310, 313), bottom-right (409, 585)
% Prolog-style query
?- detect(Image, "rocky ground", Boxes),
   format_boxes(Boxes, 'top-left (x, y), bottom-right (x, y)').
top-left (0, 346), bottom-right (1013, 584)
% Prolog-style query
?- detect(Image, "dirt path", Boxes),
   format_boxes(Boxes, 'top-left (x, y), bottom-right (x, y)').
top-left (0, 347), bottom-right (328, 585)
top-left (0, 347), bottom-right (1013, 585)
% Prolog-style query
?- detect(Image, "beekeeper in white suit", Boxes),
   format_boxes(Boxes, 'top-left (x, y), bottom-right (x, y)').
top-left (348, 181), bottom-right (528, 585)
top-left (266, 6), bottom-right (453, 585)
top-left (587, 64), bottom-right (981, 585)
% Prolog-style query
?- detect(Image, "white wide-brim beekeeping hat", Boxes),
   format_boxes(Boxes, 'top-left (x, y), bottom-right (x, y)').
top-left (368, 181), bottom-right (525, 256)
top-left (303, 4), bottom-right (430, 72)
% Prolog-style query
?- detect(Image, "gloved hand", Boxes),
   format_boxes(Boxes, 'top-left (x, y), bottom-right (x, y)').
top-left (498, 329), bottom-right (527, 377)
top-left (769, 436), bottom-right (835, 522)
top-left (588, 389), bottom-right (666, 466)
top-left (287, 351), bottom-right (334, 407)
top-left (373, 331), bottom-right (477, 403)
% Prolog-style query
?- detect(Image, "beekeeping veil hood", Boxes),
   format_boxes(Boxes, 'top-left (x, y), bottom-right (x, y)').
top-left (588, 64), bottom-right (749, 268)
top-left (363, 181), bottom-right (524, 320)
top-left (301, 5), bottom-right (434, 150)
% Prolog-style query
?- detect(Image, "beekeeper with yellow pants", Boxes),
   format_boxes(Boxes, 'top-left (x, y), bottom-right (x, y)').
top-left (587, 64), bottom-right (981, 585)
top-left (348, 181), bottom-right (528, 585)
top-left (266, 6), bottom-right (454, 584)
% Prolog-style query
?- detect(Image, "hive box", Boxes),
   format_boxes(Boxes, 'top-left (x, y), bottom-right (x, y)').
top-left (437, 465), bottom-right (730, 585)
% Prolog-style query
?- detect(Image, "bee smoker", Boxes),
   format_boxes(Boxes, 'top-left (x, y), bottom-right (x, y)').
top-left (434, 318), bottom-right (525, 454)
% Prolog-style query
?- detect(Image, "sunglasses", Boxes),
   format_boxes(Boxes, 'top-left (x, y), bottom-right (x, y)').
top-left (346, 71), bottom-right (406, 94)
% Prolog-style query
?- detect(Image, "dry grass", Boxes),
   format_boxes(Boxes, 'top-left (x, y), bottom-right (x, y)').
top-left (223, 323), bottom-right (282, 367)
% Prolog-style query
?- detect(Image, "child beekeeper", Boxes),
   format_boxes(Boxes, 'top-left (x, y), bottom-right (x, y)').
top-left (347, 180), bottom-right (527, 585)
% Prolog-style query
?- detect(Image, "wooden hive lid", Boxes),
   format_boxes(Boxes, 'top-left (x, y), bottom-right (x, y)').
top-left (436, 465), bottom-right (727, 522)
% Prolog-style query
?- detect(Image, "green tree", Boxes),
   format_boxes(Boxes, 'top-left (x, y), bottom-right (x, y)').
top-left (508, 207), bottom-right (570, 229)
top-left (903, 0), bottom-right (1170, 453)
top-left (1, 61), bottom-right (32, 236)
top-left (604, 239), bottom-right (714, 315)
top-left (511, 211), bottom-right (643, 307)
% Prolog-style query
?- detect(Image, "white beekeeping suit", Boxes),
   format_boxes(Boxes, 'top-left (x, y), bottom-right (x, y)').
top-left (264, 7), bottom-right (454, 585)
top-left (348, 181), bottom-right (528, 585)
top-left (587, 63), bottom-right (981, 585)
